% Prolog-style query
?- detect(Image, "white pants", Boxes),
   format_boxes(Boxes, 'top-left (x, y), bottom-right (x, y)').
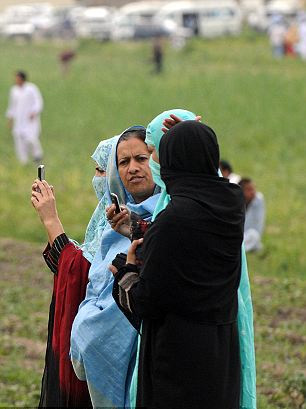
top-left (13, 131), bottom-right (43, 164)
top-left (244, 228), bottom-right (263, 252)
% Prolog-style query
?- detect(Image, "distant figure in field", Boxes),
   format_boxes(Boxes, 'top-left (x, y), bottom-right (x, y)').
top-left (220, 159), bottom-right (241, 184)
top-left (6, 70), bottom-right (43, 164)
top-left (59, 49), bottom-right (76, 76)
top-left (284, 23), bottom-right (299, 57)
top-left (297, 12), bottom-right (306, 60)
top-left (268, 16), bottom-right (286, 58)
top-left (239, 178), bottom-right (265, 252)
top-left (152, 36), bottom-right (163, 74)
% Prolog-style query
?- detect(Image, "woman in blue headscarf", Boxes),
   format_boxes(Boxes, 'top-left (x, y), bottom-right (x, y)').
top-left (123, 109), bottom-right (256, 409)
top-left (70, 126), bottom-right (160, 408)
top-left (31, 136), bottom-right (115, 407)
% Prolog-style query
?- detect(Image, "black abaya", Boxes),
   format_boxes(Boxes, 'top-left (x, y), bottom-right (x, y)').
top-left (113, 121), bottom-right (245, 409)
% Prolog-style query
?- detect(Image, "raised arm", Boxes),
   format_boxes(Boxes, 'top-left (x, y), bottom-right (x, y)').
top-left (31, 179), bottom-right (64, 245)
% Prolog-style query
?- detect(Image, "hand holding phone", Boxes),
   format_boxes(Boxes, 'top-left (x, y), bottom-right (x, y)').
top-left (110, 193), bottom-right (121, 214)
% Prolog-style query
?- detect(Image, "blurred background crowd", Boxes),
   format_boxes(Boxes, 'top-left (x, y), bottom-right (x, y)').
top-left (0, 0), bottom-right (305, 58)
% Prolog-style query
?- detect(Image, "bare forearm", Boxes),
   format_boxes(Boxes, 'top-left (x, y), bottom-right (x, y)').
top-left (31, 180), bottom-right (64, 245)
top-left (43, 217), bottom-right (65, 245)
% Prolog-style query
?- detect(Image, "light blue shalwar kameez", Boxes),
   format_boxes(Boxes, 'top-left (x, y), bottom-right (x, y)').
top-left (70, 131), bottom-right (160, 408)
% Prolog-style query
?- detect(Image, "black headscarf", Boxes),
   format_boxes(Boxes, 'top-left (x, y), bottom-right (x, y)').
top-left (159, 120), bottom-right (245, 234)
top-left (133, 120), bottom-right (246, 323)
top-left (160, 120), bottom-right (220, 176)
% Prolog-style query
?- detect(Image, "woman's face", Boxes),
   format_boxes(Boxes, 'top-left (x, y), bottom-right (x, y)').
top-left (117, 136), bottom-right (155, 203)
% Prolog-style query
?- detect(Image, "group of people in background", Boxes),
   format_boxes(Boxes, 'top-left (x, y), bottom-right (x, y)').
top-left (30, 109), bottom-right (257, 409)
top-left (220, 160), bottom-right (265, 253)
top-left (268, 12), bottom-right (306, 59)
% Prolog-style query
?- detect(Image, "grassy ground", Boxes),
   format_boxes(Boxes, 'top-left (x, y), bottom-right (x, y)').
top-left (1, 238), bottom-right (306, 408)
top-left (0, 34), bottom-right (305, 407)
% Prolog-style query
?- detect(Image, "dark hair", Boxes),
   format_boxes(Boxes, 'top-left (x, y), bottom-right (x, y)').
top-left (116, 126), bottom-right (147, 167)
top-left (117, 126), bottom-right (146, 145)
top-left (238, 178), bottom-right (253, 188)
top-left (219, 159), bottom-right (232, 173)
top-left (16, 71), bottom-right (27, 81)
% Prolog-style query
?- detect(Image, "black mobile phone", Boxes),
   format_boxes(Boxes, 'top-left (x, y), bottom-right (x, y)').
top-left (110, 193), bottom-right (121, 214)
top-left (112, 252), bottom-right (127, 271)
top-left (38, 164), bottom-right (45, 181)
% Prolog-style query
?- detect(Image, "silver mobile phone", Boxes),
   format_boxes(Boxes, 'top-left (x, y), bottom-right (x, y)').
top-left (38, 164), bottom-right (45, 181)
top-left (110, 193), bottom-right (121, 214)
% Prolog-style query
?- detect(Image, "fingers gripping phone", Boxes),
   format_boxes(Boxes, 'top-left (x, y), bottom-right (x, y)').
top-left (36, 165), bottom-right (45, 193)
top-left (38, 165), bottom-right (45, 181)
top-left (110, 193), bottom-right (121, 214)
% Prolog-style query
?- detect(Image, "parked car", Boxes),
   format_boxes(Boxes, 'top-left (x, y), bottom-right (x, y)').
top-left (34, 6), bottom-right (76, 38)
top-left (154, 0), bottom-right (242, 38)
top-left (111, 1), bottom-right (166, 40)
top-left (0, 5), bottom-right (36, 40)
top-left (265, 0), bottom-right (300, 21)
top-left (240, 0), bottom-right (265, 19)
top-left (74, 7), bottom-right (115, 41)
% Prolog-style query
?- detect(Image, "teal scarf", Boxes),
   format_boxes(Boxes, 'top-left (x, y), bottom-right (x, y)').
top-left (146, 109), bottom-right (197, 221)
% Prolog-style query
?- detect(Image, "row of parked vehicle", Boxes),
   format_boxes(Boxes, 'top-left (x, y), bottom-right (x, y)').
top-left (0, 0), bottom-right (303, 41)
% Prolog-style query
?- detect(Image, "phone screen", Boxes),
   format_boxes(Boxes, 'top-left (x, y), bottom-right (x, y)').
top-left (110, 193), bottom-right (121, 214)
top-left (38, 165), bottom-right (45, 181)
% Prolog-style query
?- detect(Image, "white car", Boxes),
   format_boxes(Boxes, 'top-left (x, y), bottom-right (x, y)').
top-left (74, 7), bottom-right (115, 41)
top-left (154, 0), bottom-right (242, 38)
top-left (0, 6), bottom-right (36, 39)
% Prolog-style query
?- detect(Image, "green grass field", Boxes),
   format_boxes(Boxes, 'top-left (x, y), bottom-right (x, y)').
top-left (0, 34), bottom-right (306, 407)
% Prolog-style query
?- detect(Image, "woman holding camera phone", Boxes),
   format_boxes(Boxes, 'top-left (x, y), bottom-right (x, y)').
top-left (69, 126), bottom-right (160, 408)
top-left (31, 137), bottom-right (115, 407)
top-left (112, 111), bottom-right (256, 409)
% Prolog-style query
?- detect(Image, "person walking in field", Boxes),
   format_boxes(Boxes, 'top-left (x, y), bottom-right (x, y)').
top-left (152, 37), bottom-right (163, 74)
top-left (58, 49), bottom-right (76, 76)
top-left (6, 70), bottom-right (44, 164)
top-left (297, 12), bottom-right (306, 60)
top-left (268, 16), bottom-right (286, 58)
top-left (239, 177), bottom-right (265, 252)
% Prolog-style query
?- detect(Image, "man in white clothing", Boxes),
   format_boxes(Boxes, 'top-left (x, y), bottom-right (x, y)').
top-left (239, 178), bottom-right (265, 252)
top-left (6, 71), bottom-right (44, 164)
top-left (298, 12), bottom-right (306, 60)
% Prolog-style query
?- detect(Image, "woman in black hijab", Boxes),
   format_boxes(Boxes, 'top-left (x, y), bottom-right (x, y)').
top-left (113, 120), bottom-right (245, 409)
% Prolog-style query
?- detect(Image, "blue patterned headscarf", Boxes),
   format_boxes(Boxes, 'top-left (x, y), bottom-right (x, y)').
top-left (79, 137), bottom-right (117, 263)
top-left (92, 138), bottom-right (114, 170)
